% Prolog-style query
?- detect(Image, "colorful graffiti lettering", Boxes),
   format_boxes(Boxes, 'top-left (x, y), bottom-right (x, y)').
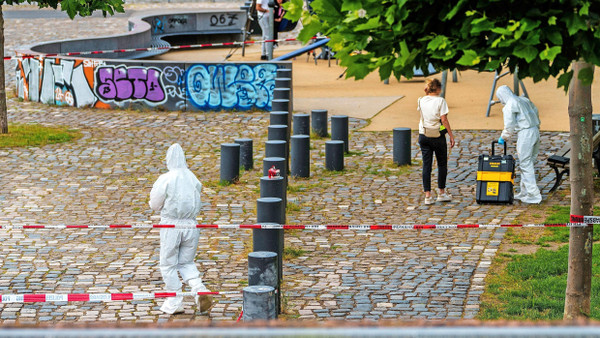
top-left (16, 57), bottom-right (99, 107)
top-left (185, 63), bottom-right (277, 110)
top-left (16, 58), bottom-right (279, 111)
top-left (95, 65), bottom-right (167, 105)
top-left (161, 66), bottom-right (187, 110)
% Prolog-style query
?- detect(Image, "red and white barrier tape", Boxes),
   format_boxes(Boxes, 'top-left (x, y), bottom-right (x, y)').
top-left (3, 36), bottom-right (321, 61)
top-left (0, 222), bottom-right (595, 230)
top-left (570, 215), bottom-right (600, 224)
top-left (0, 291), bottom-right (240, 303)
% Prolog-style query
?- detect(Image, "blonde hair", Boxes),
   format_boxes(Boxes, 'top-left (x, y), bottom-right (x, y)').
top-left (424, 78), bottom-right (442, 94)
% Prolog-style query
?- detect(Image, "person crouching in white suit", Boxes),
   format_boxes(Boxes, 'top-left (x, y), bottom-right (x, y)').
top-left (496, 85), bottom-right (542, 204)
top-left (149, 143), bottom-right (213, 314)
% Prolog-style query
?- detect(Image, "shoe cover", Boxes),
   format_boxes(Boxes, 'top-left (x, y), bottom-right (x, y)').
top-left (188, 278), bottom-right (213, 313)
top-left (198, 295), bottom-right (213, 313)
top-left (519, 194), bottom-right (542, 204)
top-left (160, 291), bottom-right (184, 315)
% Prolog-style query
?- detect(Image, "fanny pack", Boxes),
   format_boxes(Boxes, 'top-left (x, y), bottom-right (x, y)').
top-left (419, 98), bottom-right (441, 138)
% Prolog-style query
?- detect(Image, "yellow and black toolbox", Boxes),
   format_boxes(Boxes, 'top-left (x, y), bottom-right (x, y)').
top-left (476, 141), bottom-right (515, 204)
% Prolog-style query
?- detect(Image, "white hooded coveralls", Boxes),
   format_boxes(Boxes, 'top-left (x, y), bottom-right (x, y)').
top-left (496, 85), bottom-right (542, 204)
top-left (149, 143), bottom-right (204, 313)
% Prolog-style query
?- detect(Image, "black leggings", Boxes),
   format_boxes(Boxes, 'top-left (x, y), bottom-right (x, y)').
top-left (418, 134), bottom-right (448, 192)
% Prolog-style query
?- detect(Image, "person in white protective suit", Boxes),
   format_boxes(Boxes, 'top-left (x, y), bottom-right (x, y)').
top-left (149, 143), bottom-right (213, 314)
top-left (496, 85), bottom-right (543, 204)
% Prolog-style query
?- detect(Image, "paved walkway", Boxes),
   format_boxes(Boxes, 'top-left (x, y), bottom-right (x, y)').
top-left (0, 1), bottom-right (572, 324)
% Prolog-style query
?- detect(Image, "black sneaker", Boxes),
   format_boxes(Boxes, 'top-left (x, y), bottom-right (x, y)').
top-left (260, 55), bottom-right (268, 60)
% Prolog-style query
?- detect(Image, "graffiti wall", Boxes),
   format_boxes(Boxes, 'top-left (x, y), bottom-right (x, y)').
top-left (186, 63), bottom-right (277, 111)
top-left (15, 58), bottom-right (281, 111)
top-left (16, 58), bottom-right (105, 108)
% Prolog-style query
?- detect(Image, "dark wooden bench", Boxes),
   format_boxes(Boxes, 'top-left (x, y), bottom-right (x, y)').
top-left (547, 130), bottom-right (600, 192)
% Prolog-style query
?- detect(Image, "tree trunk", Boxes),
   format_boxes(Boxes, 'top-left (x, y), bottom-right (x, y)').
top-left (0, 6), bottom-right (7, 134)
top-left (564, 60), bottom-right (595, 320)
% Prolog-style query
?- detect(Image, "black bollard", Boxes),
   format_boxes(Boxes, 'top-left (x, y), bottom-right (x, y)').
top-left (260, 176), bottom-right (286, 223)
top-left (248, 251), bottom-right (279, 313)
top-left (248, 251), bottom-right (278, 288)
top-left (393, 127), bottom-right (412, 166)
top-left (293, 113), bottom-right (310, 135)
top-left (242, 285), bottom-right (277, 320)
top-left (331, 115), bottom-right (349, 153)
top-left (254, 197), bottom-right (284, 312)
top-left (265, 139), bottom-right (287, 157)
top-left (276, 69), bottom-right (293, 112)
top-left (311, 109), bottom-right (328, 137)
top-left (267, 125), bottom-right (288, 141)
top-left (220, 143), bottom-right (240, 183)
top-left (234, 138), bottom-right (253, 171)
top-left (273, 88), bottom-right (290, 101)
top-left (270, 111), bottom-right (289, 126)
top-left (272, 99), bottom-right (290, 113)
top-left (263, 157), bottom-right (287, 178)
top-left (325, 140), bottom-right (344, 171)
top-left (290, 135), bottom-right (310, 178)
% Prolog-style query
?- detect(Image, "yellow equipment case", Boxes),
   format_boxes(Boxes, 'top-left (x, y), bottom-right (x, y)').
top-left (476, 141), bottom-right (515, 204)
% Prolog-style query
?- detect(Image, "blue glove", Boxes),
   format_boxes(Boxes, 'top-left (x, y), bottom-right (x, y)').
top-left (498, 137), bottom-right (504, 145)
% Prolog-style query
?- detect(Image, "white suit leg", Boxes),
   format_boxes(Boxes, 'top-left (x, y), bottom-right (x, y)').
top-left (175, 229), bottom-right (212, 312)
top-left (516, 128), bottom-right (542, 204)
top-left (178, 229), bottom-right (201, 282)
top-left (160, 229), bottom-right (184, 313)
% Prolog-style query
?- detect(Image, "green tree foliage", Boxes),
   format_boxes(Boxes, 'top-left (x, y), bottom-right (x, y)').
top-left (285, 0), bottom-right (600, 89)
top-left (2, 0), bottom-right (124, 18)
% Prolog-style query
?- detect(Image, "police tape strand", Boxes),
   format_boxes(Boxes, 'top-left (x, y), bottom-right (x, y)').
top-left (0, 221), bottom-right (596, 230)
top-left (0, 291), bottom-right (241, 303)
top-left (2, 36), bottom-right (321, 61)
top-left (570, 214), bottom-right (600, 224)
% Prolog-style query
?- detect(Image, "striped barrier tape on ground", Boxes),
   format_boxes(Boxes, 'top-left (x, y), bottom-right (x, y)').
top-left (0, 291), bottom-right (241, 303)
top-left (0, 222), bottom-right (595, 230)
top-left (3, 36), bottom-right (321, 61)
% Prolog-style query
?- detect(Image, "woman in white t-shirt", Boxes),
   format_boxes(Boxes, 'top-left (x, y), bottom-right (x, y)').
top-left (417, 78), bottom-right (455, 205)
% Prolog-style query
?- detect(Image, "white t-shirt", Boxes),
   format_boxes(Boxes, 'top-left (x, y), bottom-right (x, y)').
top-left (417, 95), bottom-right (449, 135)
top-left (258, 0), bottom-right (270, 16)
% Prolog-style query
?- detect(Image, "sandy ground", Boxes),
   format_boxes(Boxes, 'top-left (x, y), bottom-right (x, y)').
top-left (153, 43), bottom-right (600, 132)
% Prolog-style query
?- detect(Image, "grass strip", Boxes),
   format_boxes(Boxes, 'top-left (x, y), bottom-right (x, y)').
top-left (0, 123), bottom-right (81, 148)
top-left (478, 205), bottom-right (600, 320)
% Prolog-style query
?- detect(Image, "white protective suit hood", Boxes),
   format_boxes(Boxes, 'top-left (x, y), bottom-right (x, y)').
top-left (496, 85), bottom-right (540, 140)
top-left (149, 143), bottom-right (202, 225)
top-left (166, 143), bottom-right (188, 171)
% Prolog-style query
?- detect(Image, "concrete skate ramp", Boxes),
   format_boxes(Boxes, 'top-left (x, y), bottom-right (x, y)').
top-left (14, 8), bottom-right (291, 112)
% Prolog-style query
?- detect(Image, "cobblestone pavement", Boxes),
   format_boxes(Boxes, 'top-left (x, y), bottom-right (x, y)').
top-left (0, 1), bottom-right (573, 324)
